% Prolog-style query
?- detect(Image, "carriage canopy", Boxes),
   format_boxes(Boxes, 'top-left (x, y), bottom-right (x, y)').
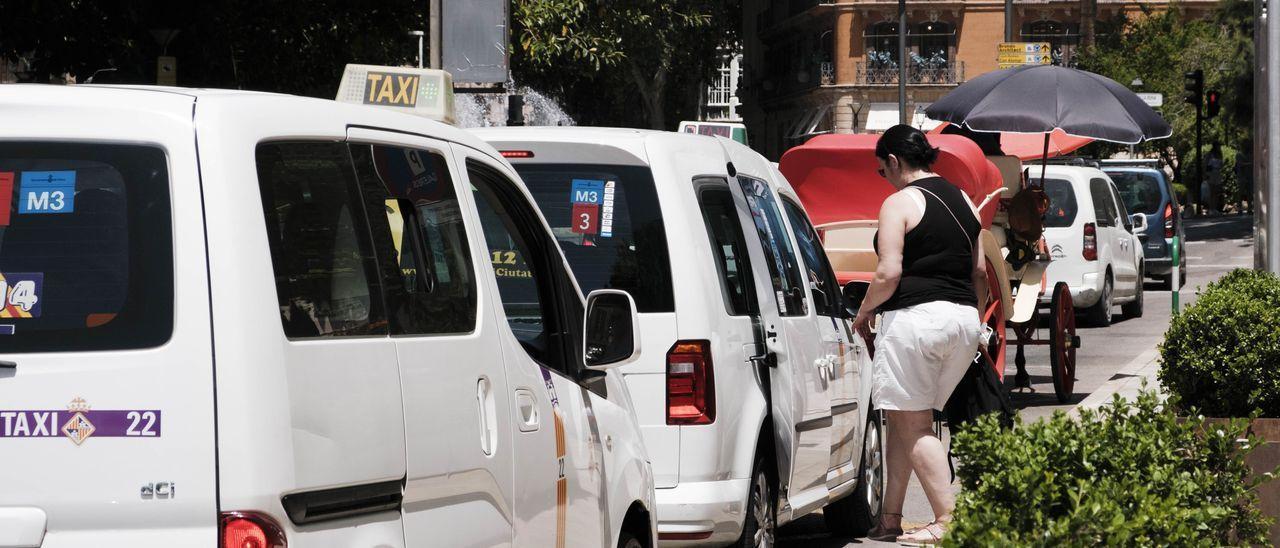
top-left (779, 133), bottom-right (1003, 228)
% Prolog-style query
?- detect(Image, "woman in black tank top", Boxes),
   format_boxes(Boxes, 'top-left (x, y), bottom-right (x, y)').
top-left (852, 125), bottom-right (988, 544)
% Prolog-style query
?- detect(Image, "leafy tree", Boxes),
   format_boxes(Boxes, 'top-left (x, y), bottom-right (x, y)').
top-left (1076, 3), bottom-right (1254, 205)
top-left (1, 0), bottom-right (423, 97)
top-left (512, 0), bottom-right (738, 129)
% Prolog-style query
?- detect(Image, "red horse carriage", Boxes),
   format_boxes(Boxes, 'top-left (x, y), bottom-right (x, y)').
top-left (779, 133), bottom-right (1079, 402)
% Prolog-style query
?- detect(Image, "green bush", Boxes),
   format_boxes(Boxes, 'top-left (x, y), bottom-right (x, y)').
top-left (945, 390), bottom-right (1271, 547)
top-left (1159, 268), bottom-right (1280, 417)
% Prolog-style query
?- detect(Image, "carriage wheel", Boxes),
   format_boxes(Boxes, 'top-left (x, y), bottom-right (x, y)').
top-left (1049, 282), bottom-right (1077, 404)
top-left (982, 258), bottom-right (1008, 380)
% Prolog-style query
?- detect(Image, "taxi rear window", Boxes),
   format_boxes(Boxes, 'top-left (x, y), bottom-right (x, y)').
top-left (0, 143), bottom-right (173, 352)
top-left (511, 163), bottom-right (674, 313)
top-left (1042, 178), bottom-right (1079, 228)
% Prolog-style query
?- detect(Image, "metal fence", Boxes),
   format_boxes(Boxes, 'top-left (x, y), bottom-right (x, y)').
top-left (854, 60), bottom-right (965, 86)
top-left (819, 62), bottom-right (835, 85)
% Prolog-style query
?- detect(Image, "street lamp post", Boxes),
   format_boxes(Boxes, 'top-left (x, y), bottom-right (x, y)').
top-left (84, 67), bottom-right (117, 84)
top-left (429, 0), bottom-right (442, 70)
top-left (1005, 0), bottom-right (1014, 42)
top-left (409, 30), bottom-right (425, 69)
top-left (1268, 0), bottom-right (1280, 274)
top-left (898, 0), bottom-right (907, 125)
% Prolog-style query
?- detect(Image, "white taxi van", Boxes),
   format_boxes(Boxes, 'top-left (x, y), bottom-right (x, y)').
top-left (472, 127), bottom-right (878, 546)
top-left (0, 77), bottom-right (654, 548)
top-left (1039, 164), bottom-right (1146, 326)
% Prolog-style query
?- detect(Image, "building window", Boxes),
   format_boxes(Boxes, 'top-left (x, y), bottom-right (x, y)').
top-left (916, 21), bottom-right (954, 66)
top-left (703, 51), bottom-right (742, 121)
top-left (708, 63), bottom-right (734, 106)
top-left (865, 22), bottom-right (900, 66)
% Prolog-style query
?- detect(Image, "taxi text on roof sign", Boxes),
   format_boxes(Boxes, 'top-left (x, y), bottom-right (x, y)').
top-left (365, 72), bottom-right (421, 107)
top-left (335, 64), bottom-right (456, 125)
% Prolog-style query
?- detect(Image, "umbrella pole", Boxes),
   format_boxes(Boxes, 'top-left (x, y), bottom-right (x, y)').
top-left (1040, 133), bottom-right (1050, 187)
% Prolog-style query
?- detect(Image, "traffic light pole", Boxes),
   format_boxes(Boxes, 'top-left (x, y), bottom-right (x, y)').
top-left (1185, 69), bottom-right (1205, 215)
top-left (1196, 101), bottom-right (1204, 214)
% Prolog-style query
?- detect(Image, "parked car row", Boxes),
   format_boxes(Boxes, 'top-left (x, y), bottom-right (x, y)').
top-left (0, 85), bottom-right (877, 548)
top-left (1038, 160), bottom-right (1183, 326)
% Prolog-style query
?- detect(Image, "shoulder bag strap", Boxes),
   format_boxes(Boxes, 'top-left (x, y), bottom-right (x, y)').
top-left (914, 186), bottom-right (977, 255)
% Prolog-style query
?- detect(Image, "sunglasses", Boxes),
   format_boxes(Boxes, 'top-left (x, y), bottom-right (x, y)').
top-left (876, 168), bottom-right (886, 179)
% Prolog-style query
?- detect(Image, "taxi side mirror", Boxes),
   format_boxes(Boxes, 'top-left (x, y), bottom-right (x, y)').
top-left (583, 289), bottom-right (641, 371)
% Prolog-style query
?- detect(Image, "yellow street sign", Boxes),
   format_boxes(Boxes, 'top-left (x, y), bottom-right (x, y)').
top-left (998, 42), bottom-right (1051, 54)
top-left (998, 53), bottom-right (1052, 64)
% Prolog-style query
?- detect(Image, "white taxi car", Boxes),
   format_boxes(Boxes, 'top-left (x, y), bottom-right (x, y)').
top-left (0, 83), bottom-right (654, 548)
top-left (474, 127), bottom-right (879, 546)
top-left (1040, 164), bottom-right (1146, 326)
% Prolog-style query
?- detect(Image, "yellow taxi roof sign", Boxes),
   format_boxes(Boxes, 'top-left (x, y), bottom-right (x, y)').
top-left (336, 64), bottom-right (455, 125)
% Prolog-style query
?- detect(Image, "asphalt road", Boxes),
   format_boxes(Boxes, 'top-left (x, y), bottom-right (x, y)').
top-left (778, 213), bottom-right (1255, 547)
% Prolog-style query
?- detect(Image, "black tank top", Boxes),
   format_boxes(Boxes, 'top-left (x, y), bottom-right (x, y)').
top-left (873, 177), bottom-right (981, 311)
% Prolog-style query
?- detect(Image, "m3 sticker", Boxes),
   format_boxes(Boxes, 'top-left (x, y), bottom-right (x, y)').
top-left (0, 398), bottom-right (161, 445)
top-left (18, 170), bottom-right (76, 215)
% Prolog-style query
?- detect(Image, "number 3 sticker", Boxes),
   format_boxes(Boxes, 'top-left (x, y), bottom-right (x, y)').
top-left (570, 203), bottom-right (599, 235)
top-left (0, 273), bottom-right (42, 318)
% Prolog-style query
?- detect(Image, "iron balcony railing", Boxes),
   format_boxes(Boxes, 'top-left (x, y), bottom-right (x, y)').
top-left (855, 60), bottom-right (965, 86)
top-left (819, 62), bottom-right (835, 85)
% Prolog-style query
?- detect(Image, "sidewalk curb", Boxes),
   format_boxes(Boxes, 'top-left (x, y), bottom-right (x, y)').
top-left (1072, 347), bottom-right (1161, 414)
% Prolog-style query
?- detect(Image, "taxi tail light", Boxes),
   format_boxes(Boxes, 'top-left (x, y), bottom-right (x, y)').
top-left (499, 150), bottom-right (535, 159)
top-left (220, 512), bottom-right (286, 548)
top-left (1083, 222), bottom-right (1098, 261)
top-left (667, 340), bottom-right (715, 425)
top-left (1164, 203), bottom-right (1174, 239)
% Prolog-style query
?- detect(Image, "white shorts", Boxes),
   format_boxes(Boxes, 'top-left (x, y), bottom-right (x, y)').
top-left (871, 300), bottom-right (982, 412)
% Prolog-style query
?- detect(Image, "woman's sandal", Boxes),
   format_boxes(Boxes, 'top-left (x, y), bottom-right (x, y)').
top-left (865, 513), bottom-right (903, 542)
top-left (896, 520), bottom-right (946, 546)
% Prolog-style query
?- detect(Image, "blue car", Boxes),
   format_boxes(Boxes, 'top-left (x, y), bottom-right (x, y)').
top-left (1103, 163), bottom-right (1186, 288)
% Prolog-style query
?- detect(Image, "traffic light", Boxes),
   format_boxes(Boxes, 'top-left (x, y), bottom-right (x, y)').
top-left (1206, 90), bottom-right (1220, 118)
top-left (1183, 70), bottom-right (1203, 108)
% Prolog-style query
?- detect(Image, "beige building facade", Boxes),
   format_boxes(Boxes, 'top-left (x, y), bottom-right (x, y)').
top-left (741, 0), bottom-right (1215, 160)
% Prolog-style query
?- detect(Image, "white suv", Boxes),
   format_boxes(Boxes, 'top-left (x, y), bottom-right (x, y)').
top-left (0, 85), bottom-right (654, 547)
top-left (474, 127), bottom-right (878, 546)
top-left (1040, 165), bottom-right (1146, 326)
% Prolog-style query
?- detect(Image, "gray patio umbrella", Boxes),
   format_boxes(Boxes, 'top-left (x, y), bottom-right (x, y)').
top-left (924, 64), bottom-right (1172, 182)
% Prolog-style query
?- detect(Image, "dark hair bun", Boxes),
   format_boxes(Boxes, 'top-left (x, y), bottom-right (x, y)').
top-left (876, 124), bottom-right (940, 169)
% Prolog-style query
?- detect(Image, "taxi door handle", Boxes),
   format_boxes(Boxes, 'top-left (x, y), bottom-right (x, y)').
top-left (515, 388), bottom-right (540, 432)
top-left (476, 378), bottom-right (497, 455)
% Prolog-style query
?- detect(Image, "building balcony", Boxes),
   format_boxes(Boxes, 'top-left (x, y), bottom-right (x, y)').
top-left (854, 60), bottom-right (965, 86)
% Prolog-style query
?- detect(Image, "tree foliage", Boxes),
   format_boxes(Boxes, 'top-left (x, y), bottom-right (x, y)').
top-left (1075, 3), bottom-right (1254, 202)
top-left (0, 0), bottom-right (423, 98)
top-left (511, 0), bottom-right (738, 129)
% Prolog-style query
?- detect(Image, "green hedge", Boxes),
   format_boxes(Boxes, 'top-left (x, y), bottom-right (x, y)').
top-left (1159, 268), bottom-right (1280, 417)
top-left (945, 390), bottom-right (1270, 547)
